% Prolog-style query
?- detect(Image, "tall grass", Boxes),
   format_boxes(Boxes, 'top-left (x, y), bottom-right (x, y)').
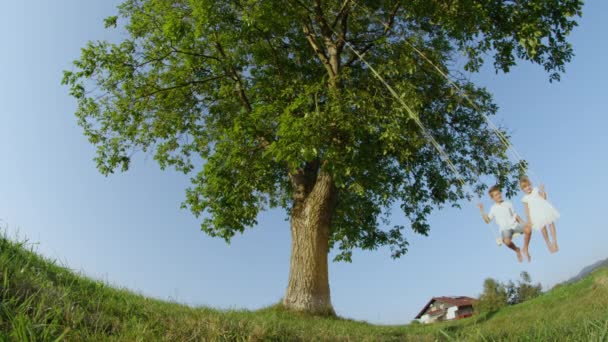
top-left (1, 229), bottom-right (607, 341)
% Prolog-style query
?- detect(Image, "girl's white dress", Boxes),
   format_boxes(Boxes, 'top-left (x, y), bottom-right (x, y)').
top-left (522, 187), bottom-right (560, 230)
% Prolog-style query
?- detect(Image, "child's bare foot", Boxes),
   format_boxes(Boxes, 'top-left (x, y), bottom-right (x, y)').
top-left (523, 249), bottom-right (531, 262)
top-left (553, 243), bottom-right (559, 253)
top-left (516, 248), bottom-right (523, 263)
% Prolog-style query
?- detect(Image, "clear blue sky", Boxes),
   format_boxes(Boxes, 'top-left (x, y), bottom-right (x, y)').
top-left (1, 1), bottom-right (606, 325)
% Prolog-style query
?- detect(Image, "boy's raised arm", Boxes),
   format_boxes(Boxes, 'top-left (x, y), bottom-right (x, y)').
top-left (477, 203), bottom-right (491, 224)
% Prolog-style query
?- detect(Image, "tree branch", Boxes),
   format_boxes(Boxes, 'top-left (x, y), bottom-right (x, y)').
top-left (251, 24), bottom-right (286, 76)
top-left (136, 76), bottom-right (224, 100)
top-left (313, 0), bottom-right (334, 39)
top-left (336, 3), bottom-right (350, 54)
top-left (302, 18), bottom-right (335, 78)
top-left (331, 0), bottom-right (351, 29)
top-left (212, 37), bottom-right (273, 148)
top-left (290, 0), bottom-right (314, 14)
top-left (343, 3), bottom-right (400, 68)
top-left (213, 39), bottom-right (253, 112)
top-left (170, 47), bottom-right (221, 61)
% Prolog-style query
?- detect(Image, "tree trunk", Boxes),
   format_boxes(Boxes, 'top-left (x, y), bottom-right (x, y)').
top-left (283, 170), bottom-right (336, 315)
top-left (286, 13), bottom-right (343, 314)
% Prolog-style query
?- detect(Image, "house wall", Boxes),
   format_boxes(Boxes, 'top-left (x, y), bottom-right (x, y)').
top-left (418, 300), bottom-right (476, 324)
top-left (419, 314), bottom-right (431, 324)
top-left (457, 306), bottom-right (475, 317)
top-left (446, 306), bottom-right (458, 320)
top-left (419, 305), bottom-right (475, 324)
top-left (419, 313), bottom-right (441, 324)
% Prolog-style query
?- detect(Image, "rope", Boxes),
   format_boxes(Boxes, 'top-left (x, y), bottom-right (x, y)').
top-left (290, 1), bottom-right (509, 243)
top-left (347, 43), bottom-right (500, 242)
top-left (345, 46), bottom-right (468, 189)
top-left (349, 0), bottom-right (540, 185)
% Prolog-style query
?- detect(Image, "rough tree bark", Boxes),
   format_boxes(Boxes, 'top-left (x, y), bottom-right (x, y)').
top-left (283, 7), bottom-right (345, 314)
top-left (283, 164), bottom-right (337, 315)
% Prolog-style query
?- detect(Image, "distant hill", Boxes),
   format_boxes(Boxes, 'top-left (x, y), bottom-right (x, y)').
top-left (564, 257), bottom-right (608, 284)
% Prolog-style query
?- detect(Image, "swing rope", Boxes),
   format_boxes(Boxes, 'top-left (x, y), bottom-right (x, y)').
top-left (345, 1), bottom-right (540, 243)
top-left (345, 43), bottom-right (501, 244)
top-left (349, 0), bottom-right (540, 185)
top-left (290, 0), bottom-right (526, 244)
top-left (345, 46), bottom-right (468, 190)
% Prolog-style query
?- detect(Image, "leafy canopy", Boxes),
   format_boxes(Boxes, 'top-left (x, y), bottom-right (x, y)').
top-left (476, 278), bottom-right (509, 313)
top-left (63, 0), bottom-right (582, 261)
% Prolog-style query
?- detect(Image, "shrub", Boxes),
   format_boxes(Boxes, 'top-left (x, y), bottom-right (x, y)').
top-left (475, 278), bottom-right (508, 313)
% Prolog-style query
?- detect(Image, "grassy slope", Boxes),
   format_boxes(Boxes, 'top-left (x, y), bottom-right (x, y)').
top-left (1, 234), bottom-right (607, 341)
top-left (564, 257), bottom-right (608, 285)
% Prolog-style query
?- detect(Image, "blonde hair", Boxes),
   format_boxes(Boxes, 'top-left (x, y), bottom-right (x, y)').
top-left (519, 176), bottom-right (532, 189)
top-left (488, 185), bottom-right (501, 196)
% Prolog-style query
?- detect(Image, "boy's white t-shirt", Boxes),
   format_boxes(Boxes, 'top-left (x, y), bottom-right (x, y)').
top-left (488, 201), bottom-right (519, 231)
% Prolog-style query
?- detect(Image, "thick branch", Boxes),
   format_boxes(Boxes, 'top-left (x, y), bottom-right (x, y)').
top-left (302, 19), bottom-right (336, 78)
top-left (314, 0), bottom-right (342, 78)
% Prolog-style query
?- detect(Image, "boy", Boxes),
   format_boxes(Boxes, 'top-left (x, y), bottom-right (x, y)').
top-left (478, 185), bottom-right (532, 262)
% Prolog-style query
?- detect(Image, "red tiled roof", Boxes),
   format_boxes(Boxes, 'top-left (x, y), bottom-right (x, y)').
top-left (415, 296), bottom-right (477, 319)
top-left (425, 309), bottom-right (446, 317)
top-left (433, 296), bottom-right (476, 307)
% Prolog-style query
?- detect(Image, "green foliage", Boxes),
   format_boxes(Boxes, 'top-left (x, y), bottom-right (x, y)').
top-left (62, 0), bottom-right (582, 261)
top-left (506, 271), bottom-right (543, 305)
top-left (400, 0), bottom-right (583, 81)
top-left (475, 278), bottom-right (509, 313)
top-left (477, 272), bottom-right (543, 314)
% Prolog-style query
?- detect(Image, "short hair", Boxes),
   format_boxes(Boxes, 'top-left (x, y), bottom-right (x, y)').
top-left (488, 185), bottom-right (501, 196)
top-left (519, 176), bottom-right (531, 185)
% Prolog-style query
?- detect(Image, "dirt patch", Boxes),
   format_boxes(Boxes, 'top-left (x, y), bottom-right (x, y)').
top-left (594, 275), bottom-right (608, 288)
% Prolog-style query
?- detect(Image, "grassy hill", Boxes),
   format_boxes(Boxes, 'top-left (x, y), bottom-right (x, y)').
top-left (564, 257), bottom-right (608, 285)
top-left (1, 234), bottom-right (608, 341)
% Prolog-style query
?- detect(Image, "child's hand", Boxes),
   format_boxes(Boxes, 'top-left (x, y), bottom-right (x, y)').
top-left (540, 184), bottom-right (545, 193)
top-left (477, 203), bottom-right (484, 210)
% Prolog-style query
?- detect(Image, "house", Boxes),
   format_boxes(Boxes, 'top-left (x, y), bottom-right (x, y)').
top-left (414, 296), bottom-right (476, 324)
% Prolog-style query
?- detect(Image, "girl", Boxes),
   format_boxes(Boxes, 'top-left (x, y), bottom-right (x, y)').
top-left (520, 176), bottom-right (560, 253)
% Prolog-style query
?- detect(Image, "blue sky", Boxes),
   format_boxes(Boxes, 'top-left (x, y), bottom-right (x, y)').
top-left (0, 1), bottom-right (606, 325)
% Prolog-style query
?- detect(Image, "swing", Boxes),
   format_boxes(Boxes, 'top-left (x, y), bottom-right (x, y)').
top-left (495, 232), bottom-right (522, 246)
top-left (325, 1), bottom-right (542, 248)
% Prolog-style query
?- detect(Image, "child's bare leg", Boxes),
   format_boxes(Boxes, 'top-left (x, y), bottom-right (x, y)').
top-left (522, 224), bottom-right (532, 262)
top-left (503, 237), bottom-right (523, 262)
top-left (549, 222), bottom-right (558, 252)
top-left (540, 226), bottom-right (554, 252)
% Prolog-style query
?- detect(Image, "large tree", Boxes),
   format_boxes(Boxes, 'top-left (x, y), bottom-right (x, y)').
top-left (63, 0), bottom-right (582, 314)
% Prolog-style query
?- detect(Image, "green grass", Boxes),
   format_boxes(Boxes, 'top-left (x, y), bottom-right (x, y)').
top-left (1, 232), bottom-right (607, 341)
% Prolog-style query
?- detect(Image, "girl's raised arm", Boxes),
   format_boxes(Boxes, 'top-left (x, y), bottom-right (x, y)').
top-left (539, 184), bottom-right (548, 200)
